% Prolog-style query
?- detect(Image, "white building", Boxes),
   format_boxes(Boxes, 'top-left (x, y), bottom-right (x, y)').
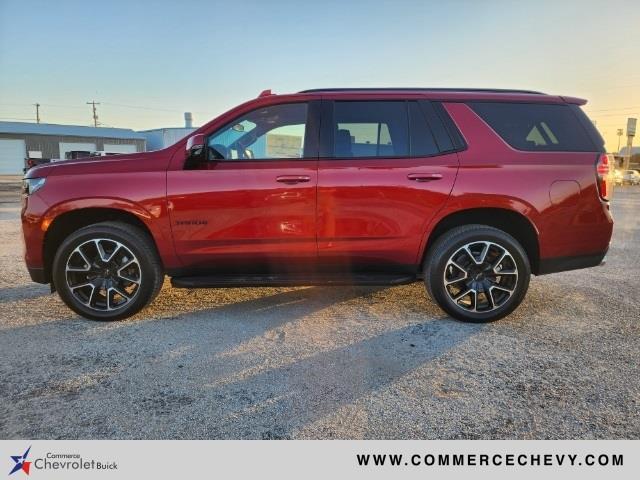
top-left (138, 112), bottom-right (197, 151)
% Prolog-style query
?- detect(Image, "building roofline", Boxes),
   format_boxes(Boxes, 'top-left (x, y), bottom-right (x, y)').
top-left (0, 121), bottom-right (146, 140)
top-left (138, 127), bottom-right (197, 132)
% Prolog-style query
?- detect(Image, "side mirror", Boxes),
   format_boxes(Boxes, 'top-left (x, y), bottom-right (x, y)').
top-left (185, 134), bottom-right (205, 158)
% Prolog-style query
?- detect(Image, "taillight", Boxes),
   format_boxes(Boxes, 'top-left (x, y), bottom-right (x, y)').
top-left (596, 153), bottom-right (611, 201)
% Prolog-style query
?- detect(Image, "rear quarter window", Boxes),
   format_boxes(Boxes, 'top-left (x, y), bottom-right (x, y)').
top-left (469, 102), bottom-right (598, 152)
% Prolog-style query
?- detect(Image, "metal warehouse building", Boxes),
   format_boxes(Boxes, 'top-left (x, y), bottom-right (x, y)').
top-left (0, 122), bottom-right (146, 174)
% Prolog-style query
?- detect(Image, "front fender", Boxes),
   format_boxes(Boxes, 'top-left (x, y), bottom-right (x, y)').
top-left (40, 197), bottom-right (181, 271)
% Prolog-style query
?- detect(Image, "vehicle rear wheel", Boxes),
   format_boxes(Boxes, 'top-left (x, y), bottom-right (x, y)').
top-left (52, 221), bottom-right (163, 321)
top-left (424, 225), bottom-right (530, 322)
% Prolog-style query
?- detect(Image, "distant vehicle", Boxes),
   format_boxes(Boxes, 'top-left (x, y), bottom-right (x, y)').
top-left (23, 157), bottom-right (50, 173)
top-left (90, 151), bottom-right (125, 157)
top-left (64, 150), bottom-right (92, 160)
top-left (50, 150), bottom-right (119, 163)
top-left (50, 150), bottom-right (92, 162)
top-left (622, 170), bottom-right (640, 185)
top-left (21, 87), bottom-right (613, 322)
top-left (613, 169), bottom-right (624, 186)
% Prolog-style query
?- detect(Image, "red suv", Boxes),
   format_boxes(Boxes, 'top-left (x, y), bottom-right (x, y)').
top-left (21, 88), bottom-right (613, 322)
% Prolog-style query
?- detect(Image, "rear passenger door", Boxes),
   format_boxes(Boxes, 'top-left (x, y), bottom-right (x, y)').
top-left (317, 99), bottom-right (461, 269)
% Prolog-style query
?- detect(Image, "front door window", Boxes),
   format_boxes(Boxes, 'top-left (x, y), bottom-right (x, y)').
top-left (207, 103), bottom-right (308, 160)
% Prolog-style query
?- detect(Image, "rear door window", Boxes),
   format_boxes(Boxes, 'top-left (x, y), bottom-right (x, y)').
top-left (469, 102), bottom-right (597, 152)
top-left (332, 101), bottom-right (409, 158)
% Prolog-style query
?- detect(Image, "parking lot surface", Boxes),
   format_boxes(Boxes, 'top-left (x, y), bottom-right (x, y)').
top-left (1, 176), bottom-right (638, 439)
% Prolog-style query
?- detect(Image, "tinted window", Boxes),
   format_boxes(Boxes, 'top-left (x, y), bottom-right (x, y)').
top-left (408, 102), bottom-right (439, 156)
top-left (421, 101), bottom-right (455, 152)
top-left (332, 101), bottom-right (409, 158)
top-left (569, 104), bottom-right (605, 152)
top-left (208, 103), bottom-right (307, 160)
top-left (469, 102), bottom-right (596, 152)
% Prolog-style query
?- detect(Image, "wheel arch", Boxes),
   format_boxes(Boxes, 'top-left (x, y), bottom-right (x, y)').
top-left (422, 207), bottom-right (541, 274)
top-left (43, 207), bottom-right (162, 286)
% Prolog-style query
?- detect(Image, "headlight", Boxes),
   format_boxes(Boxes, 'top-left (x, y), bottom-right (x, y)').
top-left (22, 177), bottom-right (46, 196)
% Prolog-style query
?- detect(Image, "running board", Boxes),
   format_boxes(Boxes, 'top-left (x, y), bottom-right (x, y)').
top-left (170, 273), bottom-right (417, 289)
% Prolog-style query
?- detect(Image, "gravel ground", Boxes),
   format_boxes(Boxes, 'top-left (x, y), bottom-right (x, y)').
top-left (0, 176), bottom-right (638, 439)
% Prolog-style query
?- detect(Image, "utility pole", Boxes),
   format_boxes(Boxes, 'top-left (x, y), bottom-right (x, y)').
top-left (33, 103), bottom-right (41, 123)
top-left (86, 100), bottom-right (100, 127)
top-left (617, 128), bottom-right (623, 153)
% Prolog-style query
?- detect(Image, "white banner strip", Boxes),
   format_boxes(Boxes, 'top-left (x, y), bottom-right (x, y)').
top-left (1, 440), bottom-right (637, 479)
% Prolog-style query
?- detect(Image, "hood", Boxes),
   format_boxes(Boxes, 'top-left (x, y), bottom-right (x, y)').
top-left (26, 149), bottom-right (175, 178)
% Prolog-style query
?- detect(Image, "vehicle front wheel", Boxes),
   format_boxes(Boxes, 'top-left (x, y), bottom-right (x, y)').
top-left (424, 225), bottom-right (531, 322)
top-left (52, 221), bottom-right (163, 321)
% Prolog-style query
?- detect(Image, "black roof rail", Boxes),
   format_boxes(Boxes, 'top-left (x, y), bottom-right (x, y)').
top-left (298, 87), bottom-right (546, 95)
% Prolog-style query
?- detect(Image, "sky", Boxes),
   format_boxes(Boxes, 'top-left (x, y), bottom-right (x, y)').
top-left (1, 0), bottom-right (639, 151)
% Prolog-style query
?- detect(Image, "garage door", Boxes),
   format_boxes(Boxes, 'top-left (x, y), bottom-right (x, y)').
top-left (0, 139), bottom-right (26, 174)
top-left (103, 144), bottom-right (138, 154)
top-left (58, 142), bottom-right (96, 160)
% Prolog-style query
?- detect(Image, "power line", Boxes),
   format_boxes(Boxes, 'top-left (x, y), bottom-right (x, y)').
top-left (0, 102), bottom-right (85, 109)
top-left (1, 100), bottom-right (211, 115)
top-left (40, 103), bottom-right (86, 109)
top-left (586, 105), bottom-right (640, 112)
top-left (7, 100), bottom-right (640, 117)
top-left (101, 102), bottom-right (214, 116)
top-left (589, 112), bottom-right (639, 119)
top-left (101, 102), bottom-right (184, 113)
top-left (0, 117), bottom-right (36, 121)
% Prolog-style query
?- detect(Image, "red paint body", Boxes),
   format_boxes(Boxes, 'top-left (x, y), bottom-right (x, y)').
top-left (22, 90), bottom-right (613, 284)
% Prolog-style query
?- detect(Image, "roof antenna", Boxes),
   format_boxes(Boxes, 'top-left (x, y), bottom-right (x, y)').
top-left (258, 89), bottom-right (273, 97)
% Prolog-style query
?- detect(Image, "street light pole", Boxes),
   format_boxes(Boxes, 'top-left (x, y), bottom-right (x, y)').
top-left (617, 128), bottom-right (623, 153)
top-left (624, 118), bottom-right (637, 171)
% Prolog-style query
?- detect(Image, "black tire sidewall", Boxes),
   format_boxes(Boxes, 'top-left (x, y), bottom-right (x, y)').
top-left (52, 224), bottom-right (159, 321)
top-left (427, 227), bottom-right (530, 323)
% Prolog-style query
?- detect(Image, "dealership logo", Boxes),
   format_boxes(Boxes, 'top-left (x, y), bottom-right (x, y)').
top-left (7, 447), bottom-right (118, 475)
top-left (8, 446), bottom-right (31, 476)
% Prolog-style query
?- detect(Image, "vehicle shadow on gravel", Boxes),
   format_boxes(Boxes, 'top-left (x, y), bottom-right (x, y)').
top-left (142, 284), bottom-right (394, 327)
top-left (0, 285), bottom-right (486, 439)
top-left (196, 319), bottom-right (483, 439)
top-left (0, 285), bottom-right (51, 303)
top-left (117, 286), bottom-right (482, 439)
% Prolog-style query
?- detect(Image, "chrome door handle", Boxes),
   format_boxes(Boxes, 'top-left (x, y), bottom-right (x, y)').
top-left (407, 173), bottom-right (443, 182)
top-left (276, 175), bottom-right (311, 184)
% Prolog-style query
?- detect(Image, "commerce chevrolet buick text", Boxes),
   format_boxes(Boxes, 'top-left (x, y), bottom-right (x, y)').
top-left (21, 88), bottom-right (614, 322)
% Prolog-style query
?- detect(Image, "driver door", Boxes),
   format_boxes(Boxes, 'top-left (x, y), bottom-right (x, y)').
top-left (167, 100), bottom-right (320, 274)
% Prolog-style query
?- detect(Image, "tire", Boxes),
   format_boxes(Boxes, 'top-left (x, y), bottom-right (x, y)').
top-left (52, 221), bottom-right (163, 321)
top-left (424, 225), bottom-right (530, 323)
